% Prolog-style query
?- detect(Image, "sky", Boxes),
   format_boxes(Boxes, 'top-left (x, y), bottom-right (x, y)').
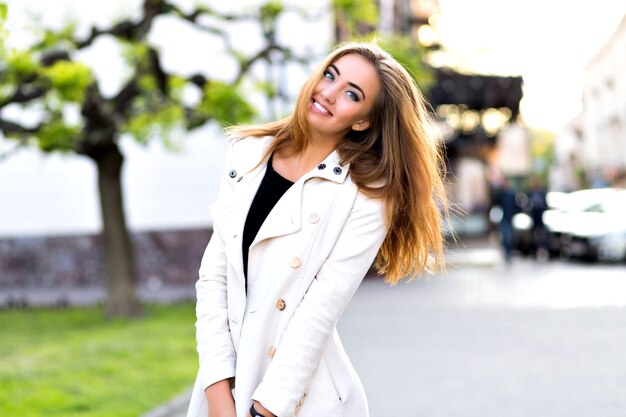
top-left (0, 0), bottom-right (333, 236)
top-left (1, 0), bottom-right (626, 236)
top-left (437, 0), bottom-right (626, 131)
top-left (5, 0), bottom-right (625, 132)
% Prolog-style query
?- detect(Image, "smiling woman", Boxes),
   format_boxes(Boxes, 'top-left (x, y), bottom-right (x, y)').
top-left (304, 54), bottom-right (380, 148)
top-left (187, 42), bottom-right (448, 417)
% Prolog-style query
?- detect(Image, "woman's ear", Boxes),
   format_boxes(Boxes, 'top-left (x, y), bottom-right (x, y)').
top-left (352, 119), bottom-right (370, 131)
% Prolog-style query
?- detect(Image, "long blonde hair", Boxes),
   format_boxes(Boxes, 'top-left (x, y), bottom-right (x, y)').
top-left (228, 42), bottom-right (447, 283)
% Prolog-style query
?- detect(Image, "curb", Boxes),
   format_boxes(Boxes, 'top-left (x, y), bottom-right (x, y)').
top-left (139, 388), bottom-right (192, 417)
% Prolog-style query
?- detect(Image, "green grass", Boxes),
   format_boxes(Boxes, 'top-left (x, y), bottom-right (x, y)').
top-left (0, 303), bottom-right (198, 417)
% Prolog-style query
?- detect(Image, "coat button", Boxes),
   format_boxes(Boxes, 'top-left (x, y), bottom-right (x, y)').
top-left (228, 169), bottom-right (237, 178)
top-left (268, 346), bottom-right (276, 358)
top-left (308, 213), bottom-right (320, 223)
top-left (276, 299), bottom-right (286, 311)
top-left (290, 257), bottom-right (302, 268)
top-left (333, 166), bottom-right (342, 175)
top-left (317, 163), bottom-right (326, 170)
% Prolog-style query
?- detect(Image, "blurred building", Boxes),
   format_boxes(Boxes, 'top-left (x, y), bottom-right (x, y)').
top-left (582, 14), bottom-right (626, 187)
top-left (379, 0), bottom-right (524, 233)
top-left (550, 115), bottom-right (585, 192)
top-left (378, 0), bottom-right (440, 34)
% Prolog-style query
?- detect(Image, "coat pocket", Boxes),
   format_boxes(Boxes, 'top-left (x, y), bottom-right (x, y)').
top-left (297, 358), bottom-right (342, 417)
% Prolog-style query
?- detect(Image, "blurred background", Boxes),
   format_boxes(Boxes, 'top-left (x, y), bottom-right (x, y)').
top-left (1, 1), bottom-right (625, 416)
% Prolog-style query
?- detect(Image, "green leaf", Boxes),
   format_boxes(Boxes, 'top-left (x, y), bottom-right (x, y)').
top-left (121, 41), bottom-right (149, 66)
top-left (260, 1), bottom-right (284, 21)
top-left (35, 24), bottom-right (77, 51)
top-left (0, 3), bottom-right (7, 21)
top-left (38, 119), bottom-right (80, 152)
top-left (138, 75), bottom-right (158, 92)
top-left (199, 81), bottom-right (256, 127)
top-left (254, 81), bottom-right (277, 98)
top-left (375, 34), bottom-right (434, 88)
top-left (6, 50), bottom-right (39, 78)
top-left (333, 0), bottom-right (378, 26)
top-left (124, 103), bottom-right (185, 145)
top-left (40, 61), bottom-right (93, 102)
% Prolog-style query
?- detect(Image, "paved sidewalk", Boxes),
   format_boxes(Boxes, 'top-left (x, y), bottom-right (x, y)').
top-left (138, 238), bottom-right (507, 417)
top-left (4, 237), bottom-right (517, 417)
top-left (141, 252), bottom-right (626, 417)
top-left (444, 235), bottom-right (502, 268)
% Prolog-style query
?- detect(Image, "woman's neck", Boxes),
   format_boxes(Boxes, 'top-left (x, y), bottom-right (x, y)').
top-left (273, 134), bottom-right (339, 182)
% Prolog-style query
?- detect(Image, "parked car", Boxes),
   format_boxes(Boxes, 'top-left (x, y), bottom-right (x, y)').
top-left (560, 189), bottom-right (626, 262)
top-left (510, 191), bottom-right (565, 256)
top-left (510, 188), bottom-right (624, 259)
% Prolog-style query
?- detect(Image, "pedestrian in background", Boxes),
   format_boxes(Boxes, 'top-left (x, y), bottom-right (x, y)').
top-left (494, 177), bottom-right (518, 263)
top-left (527, 176), bottom-right (549, 258)
top-left (186, 42), bottom-right (448, 417)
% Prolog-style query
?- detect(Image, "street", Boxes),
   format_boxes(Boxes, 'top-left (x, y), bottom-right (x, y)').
top-left (339, 254), bottom-right (626, 417)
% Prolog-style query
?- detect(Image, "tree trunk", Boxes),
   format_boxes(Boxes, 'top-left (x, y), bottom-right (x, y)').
top-left (95, 143), bottom-right (142, 317)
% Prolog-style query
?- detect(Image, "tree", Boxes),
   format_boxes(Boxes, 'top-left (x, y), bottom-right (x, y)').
top-left (0, 2), bottom-right (7, 60)
top-left (332, 0), bottom-right (434, 88)
top-left (0, 0), bottom-right (309, 317)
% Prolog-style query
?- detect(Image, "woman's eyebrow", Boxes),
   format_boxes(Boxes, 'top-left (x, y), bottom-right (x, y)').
top-left (348, 82), bottom-right (365, 100)
top-left (329, 64), bottom-right (366, 99)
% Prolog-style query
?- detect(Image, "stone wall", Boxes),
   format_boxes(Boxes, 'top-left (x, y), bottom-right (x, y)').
top-left (0, 229), bottom-right (212, 290)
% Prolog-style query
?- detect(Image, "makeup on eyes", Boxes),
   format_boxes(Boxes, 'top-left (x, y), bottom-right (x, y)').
top-left (326, 64), bottom-right (365, 101)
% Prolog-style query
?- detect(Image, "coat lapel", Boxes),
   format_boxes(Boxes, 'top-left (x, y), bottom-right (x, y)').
top-left (222, 138), bottom-right (351, 291)
top-left (249, 180), bottom-right (303, 249)
top-left (249, 149), bottom-right (350, 249)
top-left (222, 138), bottom-right (272, 290)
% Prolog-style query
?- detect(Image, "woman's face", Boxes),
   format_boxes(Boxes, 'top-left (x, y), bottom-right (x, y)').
top-left (307, 53), bottom-right (381, 140)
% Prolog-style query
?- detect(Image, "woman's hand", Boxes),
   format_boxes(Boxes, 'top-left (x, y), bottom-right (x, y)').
top-left (205, 379), bottom-right (236, 417)
top-left (248, 400), bottom-right (276, 417)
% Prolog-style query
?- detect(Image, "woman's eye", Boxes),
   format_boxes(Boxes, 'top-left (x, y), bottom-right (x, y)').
top-left (346, 91), bottom-right (360, 102)
top-left (324, 70), bottom-right (334, 81)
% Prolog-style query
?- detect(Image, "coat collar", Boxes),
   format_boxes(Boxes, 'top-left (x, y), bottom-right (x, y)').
top-left (303, 149), bottom-right (350, 184)
top-left (232, 136), bottom-right (351, 184)
top-left (247, 148), bottom-right (350, 249)
top-left (224, 136), bottom-right (351, 271)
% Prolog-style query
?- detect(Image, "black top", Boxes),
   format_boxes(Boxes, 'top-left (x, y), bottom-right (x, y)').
top-left (242, 154), bottom-right (293, 291)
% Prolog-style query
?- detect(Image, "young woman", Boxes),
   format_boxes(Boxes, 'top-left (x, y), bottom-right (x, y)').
top-left (186, 42), bottom-right (447, 417)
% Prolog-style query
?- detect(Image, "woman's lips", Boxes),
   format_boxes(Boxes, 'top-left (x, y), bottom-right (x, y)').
top-left (311, 99), bottom-right (333, 116)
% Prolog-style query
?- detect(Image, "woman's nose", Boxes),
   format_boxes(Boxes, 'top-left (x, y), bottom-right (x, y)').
top-left (320, 88), bottom-right (336, 104)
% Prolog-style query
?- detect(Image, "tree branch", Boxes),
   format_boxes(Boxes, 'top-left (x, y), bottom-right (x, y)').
top-left (112, 78), bottom-right (140, 116)
top-left (0, 117), bottom-right (40, 135)
top-left (234, 44), bottom-right (309, 84)
top-left (0, 84), bottom-right (47, 109)
top-left (40, 50), bottom-right (72, 66)
top-left (78, 85), bottom-right (117, 156)
top-left (75, 0), bottom-right (164, 48)
top-left (147, 46), bottom-right (168, 96)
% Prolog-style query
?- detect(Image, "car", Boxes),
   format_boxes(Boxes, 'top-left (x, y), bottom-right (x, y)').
top-left (560, 189), bottom-right (626, 262)
top-left (510, 188), bottom-right (624, 259)
top-left (509, 191), bottom-right (566, 256)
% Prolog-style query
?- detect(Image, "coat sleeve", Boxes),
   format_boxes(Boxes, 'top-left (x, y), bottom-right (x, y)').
top-left (251, 190), bottom-right (389, 416)
top-left (195, 140), bottom-right (237, 391)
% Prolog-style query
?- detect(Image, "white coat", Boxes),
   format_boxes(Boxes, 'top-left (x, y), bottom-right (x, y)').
top-left (186, 136), bottom-right (388, 417)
